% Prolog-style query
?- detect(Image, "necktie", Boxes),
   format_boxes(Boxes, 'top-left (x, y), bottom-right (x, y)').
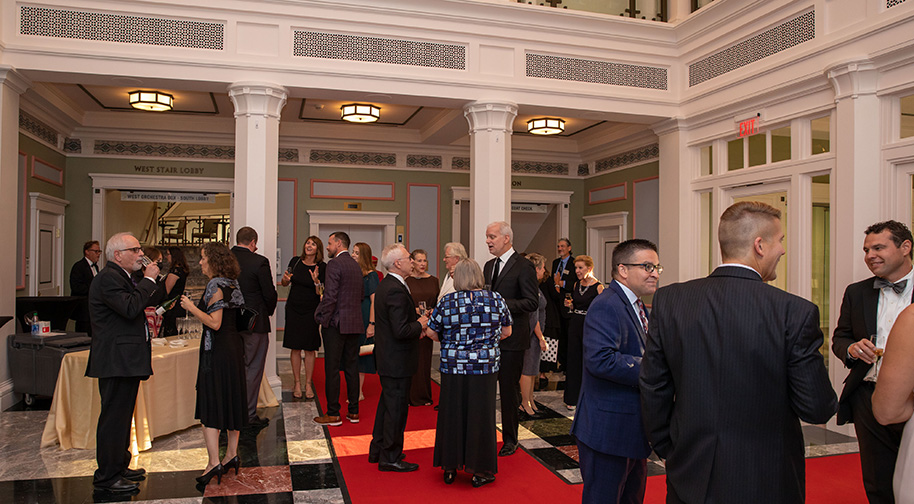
top-left (636, 299), bottom-right (648, 333)
top-left (491, 258), bottom-right (501, 287)
top-left (874, 278), bottom-right (907, 294)
top-left (91, 263), bottom-right (98, 275)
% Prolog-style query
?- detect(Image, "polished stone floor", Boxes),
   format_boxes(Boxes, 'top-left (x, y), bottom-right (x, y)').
top-left (0, 348), bottom-right (860, 503)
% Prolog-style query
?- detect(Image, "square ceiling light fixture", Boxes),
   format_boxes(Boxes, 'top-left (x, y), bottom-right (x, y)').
top-left (128, 90), bottom-right (174, 112)
top-left (341, 103), bottom-right (380, 123)
top-left (527, 117), bottom-right (565, 135)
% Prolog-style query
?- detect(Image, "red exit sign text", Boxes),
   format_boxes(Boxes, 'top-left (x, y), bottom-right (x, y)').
top-left (738, 117), bottom-right (759, 138)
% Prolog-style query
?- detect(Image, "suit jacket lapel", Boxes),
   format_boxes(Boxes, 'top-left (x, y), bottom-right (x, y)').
top-left (865, 280), bottom-right (879, 337)
top-left (494, 253), bottom-right (518, 289)
top-left (610, 280), bottom-right (644, 342)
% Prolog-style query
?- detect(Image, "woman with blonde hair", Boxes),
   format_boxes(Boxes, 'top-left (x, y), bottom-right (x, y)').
top-left (563, 255), bottom-right (603, 410)
top-left (280, 236), bottom-right (326, 400)
top-left (352, 242), bottom-right (380, 401)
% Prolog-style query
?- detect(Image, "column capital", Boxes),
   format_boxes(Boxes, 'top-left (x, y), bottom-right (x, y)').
top-left (651, 117), bottom-right (688, 137)
top-left (826, 60), bottom-right (878, 102)
top-left (0, 65), bottom-right (32, 95)
top-left (227, 82), bottom-right (288, 119)
top-left (463, 101), bottom-right (517, 133)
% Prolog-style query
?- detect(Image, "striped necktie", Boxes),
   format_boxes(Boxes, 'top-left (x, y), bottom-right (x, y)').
top-left (636, 299), bottom-right (648, 333)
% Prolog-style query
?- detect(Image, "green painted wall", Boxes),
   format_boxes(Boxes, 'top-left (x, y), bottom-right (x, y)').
top-left (583, 160), bottom-right (659, 239)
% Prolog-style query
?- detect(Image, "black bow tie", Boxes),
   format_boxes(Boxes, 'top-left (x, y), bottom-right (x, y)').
top-left (874, 278), bottom-right (907, 294)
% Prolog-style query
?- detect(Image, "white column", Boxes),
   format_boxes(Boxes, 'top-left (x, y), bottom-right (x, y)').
top-left (653, 119), bottom-right (691, 284)
top-left (0, 66), bottom-right (30, 409)
top-left (667, 0), bottom-right (692, 22)
top-left (227, 82), bottom-right (287, 398)
top-left (827, 60), bottom-right (880, 430)
top-left (463, 101), bottom-right (517, 263)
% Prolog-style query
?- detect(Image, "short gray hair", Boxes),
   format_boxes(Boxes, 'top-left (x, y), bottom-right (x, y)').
top-left (488, 221), bottom-right (513, 243)
top-left (444, 242), bottom-right (468, 259)
top-left (453, 259), bottom-right (485, 291)
top-left (380, 243), bottom-right (408, 271)
top-left (105, 232), bottom-right (136, 261)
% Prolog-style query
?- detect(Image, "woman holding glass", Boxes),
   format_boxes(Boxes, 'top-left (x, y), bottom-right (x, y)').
top-left (352, 242), bottom-right (380, 401)
top-left (281, 236), bottom-right (326, 400)
top-left (563, 255), bottom-right (603, 410)
top-left (179, 242), bottom-right (248, 487)
top-left (428, 258), bottom-right (511, 487)
top-left (520, 253), bottom-right (549, 419)
top-left (406, 249), bottom-right (439, 406)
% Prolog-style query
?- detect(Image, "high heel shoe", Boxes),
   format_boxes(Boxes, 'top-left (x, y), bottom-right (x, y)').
top-left (222, 456), bottom-right (240, 476)
top-left (292, 381), bottom-right (303, 399)
top-left (195, 464), bottom-right (223, 486)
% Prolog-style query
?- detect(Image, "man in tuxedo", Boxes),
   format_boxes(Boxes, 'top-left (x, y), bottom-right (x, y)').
top-left (833, 220), bottom-right (912, 504)
top-left (640, 201), bottom-right (837, 503)
top-left (70, 240), bottom-right (102, 336)
top-left (571, 239), bottom-right (659, 504)
top-left (314, 231), bottom-right (364, 426)
top-left (550, 238), bottom-right (575, 371)
top-left (232, 227), bottom-right (278, 427)
top-left (483, 221), bottom-right (539, 456)
top-left (85, 232), bottom-right (160, 493)
top-left (368, 244), bottom-right (427, 472)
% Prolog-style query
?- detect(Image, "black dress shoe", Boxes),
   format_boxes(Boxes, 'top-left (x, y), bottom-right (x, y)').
top-left (248, 415), bottom-right (269, 427)
top-left (122, 467), bottom-right (146, 481)
top-left (378, 460), bottom-right (419, 472)
top-left (498, 443), bottom-right (517, 457)
top-left (443, 470), bottom-right (456, 484)
top-left (471, 473), bottom-right (496, 487)
top-left (94, 477), bottom-right (139, 492)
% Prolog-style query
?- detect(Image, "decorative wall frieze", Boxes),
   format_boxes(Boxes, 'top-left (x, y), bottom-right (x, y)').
top-left (595, 144), bottom-right (659, 173)
top-left (526, 53), bottom-right (668, 90)
top-left (63, 138), bottom-right (82, 153)
top-left (407, 155), bottom-right (443, 169)
top-left (293, 31), bottom-right (466, 70)
top-left (578, 163), bottom-right (591, 177)
top-left (19, 111), bottom-right (58, 146)
top-left (309, 150), bottom-right (397, 167)
top-left (512, 160), bottom-right (568, 175)
top-left (452, 157), bottom-right (471, 170)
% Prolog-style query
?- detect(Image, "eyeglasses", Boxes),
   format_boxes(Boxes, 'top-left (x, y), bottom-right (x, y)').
top-left (119, 247), bottom-right (142, 254)
top-left (87, 249), bottom-right (101, 254)
top-left (621, 262), bottom-right (663, 274)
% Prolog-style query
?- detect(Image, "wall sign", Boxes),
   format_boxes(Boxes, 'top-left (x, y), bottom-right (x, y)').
top-left (121, 191), bottom-right (215, 203)
top-left (738, 114), bottom-right (761, 138)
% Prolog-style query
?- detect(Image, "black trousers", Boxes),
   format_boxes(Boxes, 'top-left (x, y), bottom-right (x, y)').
top-left (369, 375), bottom-right (411, 464)
top-left (321, 326), bottom-right (360, 417)
top-left (94, 376), bottom-right (141, 487)
top-left (851, 381), bottom-right (905, 504)
top-left (498, 349), bottom-right (525, 447)
top-left (577, 439), bottom-right (646, 504)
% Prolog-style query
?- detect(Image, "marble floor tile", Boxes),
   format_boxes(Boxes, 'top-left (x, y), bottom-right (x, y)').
top-left (290, 463), bottom-right (338, 491)
top-left (286, 439), bottom-right (332, 464)
top-left (557, 468), bottom-right (583, 484)
top-left (293, 488), bottom-right (345, 504)
top-left (202, 465), bottom-right (292, 498)
top-left (556, 444), bottom-right (579, 462)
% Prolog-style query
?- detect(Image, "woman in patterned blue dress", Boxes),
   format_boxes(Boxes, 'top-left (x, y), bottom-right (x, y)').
top-left (427, 259), bottom-right (512, 488)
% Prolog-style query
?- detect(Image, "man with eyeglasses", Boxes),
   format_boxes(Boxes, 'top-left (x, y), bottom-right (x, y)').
top-left (570, 238), bottom-right (659, 504)
top-left (640, 201), bottom-right (836, 503)
top-left (70, 240), bottom-right (102, 336)
top-left (85, 232), bottom-right (160, 494)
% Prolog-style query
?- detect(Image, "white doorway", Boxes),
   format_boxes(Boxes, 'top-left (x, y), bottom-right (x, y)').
top-left (307, 211), bottom-right (397, 264)
top-left (584, 212), bottom-right (628, 284)
top-left (29, 193), bottom-right (68, 296)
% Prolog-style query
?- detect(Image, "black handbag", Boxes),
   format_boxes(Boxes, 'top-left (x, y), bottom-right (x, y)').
top-left (237, 306), bottom-right (259, 332)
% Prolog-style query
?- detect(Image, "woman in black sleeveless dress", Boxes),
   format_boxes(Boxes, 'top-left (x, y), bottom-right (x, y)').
top-left (162, 247), bottom-right (189, 336)
top-left (280, 236), bottom-right (326, 400)
top-left (180, 242), bottom-right (248, 487)
top-left (563, 255), bottom-right (603, 410)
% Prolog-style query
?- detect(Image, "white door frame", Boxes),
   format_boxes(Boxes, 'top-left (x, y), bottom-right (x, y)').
top-left (584, 211), bottom-right (628, 284)
top-left (450, 186), bottom-right (572, 243)
top-left (307, 210), bottom-right (398, 246)
top-left (28, 193), bottom-right (69, 296)
top-left (89, 173), bottom-right (235, 250)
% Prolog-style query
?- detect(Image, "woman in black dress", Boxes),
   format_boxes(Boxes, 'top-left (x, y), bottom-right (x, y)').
top-left (179, 242), bottom-right (247, 487)
top-left (562, 255), bottom-right (603, 411)
top-left (352, 242), bottom-right (379, 401)
top-left (280, 236), bottom-right (326, 400)
top-left (162, 247), bottom-right (188, 336)
top-left (406, 249), bottom-right (439, 406)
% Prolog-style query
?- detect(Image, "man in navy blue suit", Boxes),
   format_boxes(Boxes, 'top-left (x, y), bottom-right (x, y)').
top-left (570, 238), bottom-right (659, 504)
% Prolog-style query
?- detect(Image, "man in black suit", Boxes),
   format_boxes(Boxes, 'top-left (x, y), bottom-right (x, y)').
top-left (70, 240), bottom-right (102, 336)
top-left (85, 232), bottom-right (159, 493)
top-left (833, 220), bottom-right (913, 504)
top-left (232, 227), bottom-right (278, 427)
top-left (483, 221), bottom-right (539, 457)
top-left (640, 201), bottom-right (836, 503)
top-left (368, 244), bottom-right (427, 472)
top-left (550, 238), bottom-right (574, 371)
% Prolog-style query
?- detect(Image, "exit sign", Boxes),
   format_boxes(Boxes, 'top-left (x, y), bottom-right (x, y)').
top-left (738, 116), bottom-right (760, 137)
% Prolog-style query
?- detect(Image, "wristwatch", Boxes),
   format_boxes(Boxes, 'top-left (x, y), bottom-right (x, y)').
top-left (369, 322), bottom-right (375, 326)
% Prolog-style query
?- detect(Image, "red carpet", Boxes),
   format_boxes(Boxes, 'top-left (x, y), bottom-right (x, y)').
top-left (312, 359), bottom-right (865, 503)
top-left (311, 358), bottom-right (583, 502)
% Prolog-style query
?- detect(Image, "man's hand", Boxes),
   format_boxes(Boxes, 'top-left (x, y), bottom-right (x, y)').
top-left (144, 263), bottom-right (160, 279)
top-left (849, 338), bottom-right (879, 364)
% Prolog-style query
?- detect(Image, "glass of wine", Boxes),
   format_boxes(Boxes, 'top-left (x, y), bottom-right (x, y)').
top-left (565, 293), bottom-right (573, 314)
top-left (419, 301), bottom-right (427, 315)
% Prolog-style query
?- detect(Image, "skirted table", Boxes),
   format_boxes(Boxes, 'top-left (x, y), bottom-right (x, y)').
top-left (41, 336), bottom-right (279, 453)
